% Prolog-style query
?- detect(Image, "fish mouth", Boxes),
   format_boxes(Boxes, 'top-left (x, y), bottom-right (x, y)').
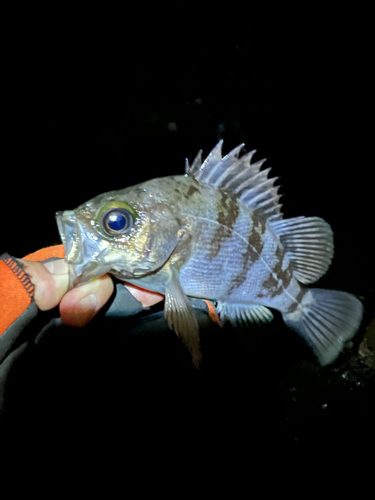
top-left (56, 210), bottom-right (113, 288)
top-left (56, 210), bottom-right (81, 263)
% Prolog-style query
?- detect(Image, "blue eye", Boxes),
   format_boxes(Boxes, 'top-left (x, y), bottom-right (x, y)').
top-left (102, 208), bottom-right (134, 235)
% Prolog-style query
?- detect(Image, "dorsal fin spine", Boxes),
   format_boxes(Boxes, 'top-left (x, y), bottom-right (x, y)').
top-left (204, 143), bottom-right (244, 185)
top-left (214, 150), bottom-right (254, 187)
top-left (221, 156), bottom-right (264, 190)
top-left (190, 141), bottom-right (283, 220)
top-left (253, 194), bottom-right (282, 211)
top-left (236, 176), bottom-right (276, 198)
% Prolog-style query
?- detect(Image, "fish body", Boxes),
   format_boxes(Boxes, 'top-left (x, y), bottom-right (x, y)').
top-left (57, 141), bottom-right (363, 367)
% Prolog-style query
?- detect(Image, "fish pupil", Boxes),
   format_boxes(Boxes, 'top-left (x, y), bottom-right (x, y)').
top-left (104, 209), bottom-right (133, 233)
top-left (108, 213), bottom-right (125, 230)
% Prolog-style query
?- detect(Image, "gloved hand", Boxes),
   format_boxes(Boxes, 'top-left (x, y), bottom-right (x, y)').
top-left (0, 246), bottom-right (218, 372)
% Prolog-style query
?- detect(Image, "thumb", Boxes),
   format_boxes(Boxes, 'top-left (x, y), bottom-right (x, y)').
top-left (59, 274), bottom-right (114, 326)
top-left (21, 259), bottom-right (69, 310)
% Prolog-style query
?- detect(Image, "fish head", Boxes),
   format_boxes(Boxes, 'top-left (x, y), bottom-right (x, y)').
top-left (56, 184), bottom-right (185, 289)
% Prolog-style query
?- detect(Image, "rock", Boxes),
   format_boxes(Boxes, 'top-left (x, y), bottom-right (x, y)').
top-left (359, 318), bottom-right (375, 368)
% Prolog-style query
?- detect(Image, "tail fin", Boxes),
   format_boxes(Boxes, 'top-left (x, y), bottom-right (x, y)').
top-left (282, 289), bottom-right (363, 365)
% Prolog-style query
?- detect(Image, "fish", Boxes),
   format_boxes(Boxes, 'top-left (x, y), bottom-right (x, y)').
top-left (56, 140), bottom-right (363, 368)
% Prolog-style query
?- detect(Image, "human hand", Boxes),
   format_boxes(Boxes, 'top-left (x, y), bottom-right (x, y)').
top-left (20, 259), bottom-right (164, 327)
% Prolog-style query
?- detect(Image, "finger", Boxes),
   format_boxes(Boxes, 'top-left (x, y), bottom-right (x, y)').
top-left (21, 259), bottom-right (69, 310)
top-left (59, 274), bottom-right (114, 327)
top-left (124, 283), bottom-right (164, 308)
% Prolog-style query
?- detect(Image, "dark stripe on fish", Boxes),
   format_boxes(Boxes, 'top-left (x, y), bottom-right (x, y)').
top-left (257, 243), bottom-right (293, 298)
top-left (186, 182), bottom-right (201, 198)
top-left (208, 191), bottom-right (240, 259)
top-left (227, 217), bottom-right (266, 294)
top-left (286, 287), bottom-right (306, 313)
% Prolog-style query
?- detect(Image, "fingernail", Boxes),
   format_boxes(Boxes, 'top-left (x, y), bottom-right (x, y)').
top-left (44, 259), bottom-right (68, 275)
top-left (75, 293), bottom-right (98, 326)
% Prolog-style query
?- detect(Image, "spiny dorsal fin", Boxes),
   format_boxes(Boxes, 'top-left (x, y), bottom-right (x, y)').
top-left (186, 141), bottom-right (282, 221)
top-left (269, 216), bottom-right (334, 285)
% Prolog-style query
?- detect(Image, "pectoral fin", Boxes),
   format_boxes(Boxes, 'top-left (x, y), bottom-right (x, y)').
top-left (164, 266), bottom-right (202, 368)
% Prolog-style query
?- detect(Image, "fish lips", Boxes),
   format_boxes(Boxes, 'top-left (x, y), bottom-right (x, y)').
top-left (56, 210), bottom-right (112, 288)
top-left (56, 210), bottom-right (82, 264)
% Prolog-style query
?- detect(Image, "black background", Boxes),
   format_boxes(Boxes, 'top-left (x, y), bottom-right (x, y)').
top-left (1, 9), bottom-right (374, 475)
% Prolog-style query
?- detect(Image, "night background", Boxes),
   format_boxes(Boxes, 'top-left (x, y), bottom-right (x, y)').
top-left (1, 10), bottom-right (374, 474)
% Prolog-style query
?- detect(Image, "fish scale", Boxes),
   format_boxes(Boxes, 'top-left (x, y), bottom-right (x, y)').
top-left (179, 209), bottom-right (253, 299)
top-left (56, 141), bottom-right (364, 368)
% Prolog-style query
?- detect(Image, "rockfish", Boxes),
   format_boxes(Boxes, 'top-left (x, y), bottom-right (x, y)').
top-left (56, 141), bottom-right (363, 367)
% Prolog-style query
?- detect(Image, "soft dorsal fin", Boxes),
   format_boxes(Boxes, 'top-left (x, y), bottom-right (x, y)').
top-left (269, 216), bottom-right (334, 284)
top-left (186, 140), bottom-right (282, 221)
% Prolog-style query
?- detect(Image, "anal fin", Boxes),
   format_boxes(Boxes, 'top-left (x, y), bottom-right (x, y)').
top-left (217, 302), bottom-right (274, 326)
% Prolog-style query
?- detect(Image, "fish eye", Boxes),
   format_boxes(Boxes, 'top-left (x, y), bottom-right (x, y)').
top-left (96, 201), bottom-right (137, 236)
top-left (103, 208), bottom-right (134, 234)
